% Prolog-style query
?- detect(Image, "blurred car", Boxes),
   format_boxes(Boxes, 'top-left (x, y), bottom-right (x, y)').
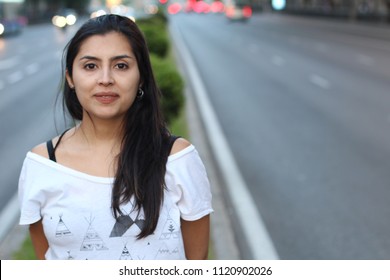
top-left (225, 5), bottom-right (252, 21)
top-left (52, 9), bottom-right (77, 29)
top-left (0, 17), bottom-right (24, 36)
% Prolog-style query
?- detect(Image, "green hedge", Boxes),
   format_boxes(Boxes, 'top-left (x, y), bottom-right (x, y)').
top-left (137, 11), bottom-right (169, 58)
top-left (139, 23), bottom-right (169, 58)
top-left (137, 12), bottom-right (184, 126)
top-left (151, 54), bottom-right (184, 125)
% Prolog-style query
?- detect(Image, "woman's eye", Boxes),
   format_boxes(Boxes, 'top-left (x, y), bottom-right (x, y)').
top-left (84, 63), bottom-right (96, 70)
top-left (116, 63), bottom-right (128, 70)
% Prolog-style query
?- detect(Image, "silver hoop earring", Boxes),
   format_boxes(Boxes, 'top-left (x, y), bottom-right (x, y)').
top-left (137, 88), bottom-right (144, 99)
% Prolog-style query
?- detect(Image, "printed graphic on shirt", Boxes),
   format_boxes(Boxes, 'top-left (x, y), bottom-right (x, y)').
top-left (110, 208), bottom-right (146, 238)
top-left (119, 244), bottom-right (132, 260)
top-left (80, 216), bottom-right (108, 251)
top-left (55, 214), bottom-right (72, 237)
top-left (66, 250), bottom-right (74, 260)
top-left (155, 243), bottom-right (179, 259)
top-left (118, 240), bottom-right (150, 260)
top-left (159, 209), bottom-right (179, 240)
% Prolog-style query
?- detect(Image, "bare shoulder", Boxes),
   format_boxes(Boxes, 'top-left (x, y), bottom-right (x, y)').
top-left (170, 137), bottom-right (192, 155)
top-left (30, 134), bottom-right (61, 159)
top-left (31, 142), bottom-right (49, 159)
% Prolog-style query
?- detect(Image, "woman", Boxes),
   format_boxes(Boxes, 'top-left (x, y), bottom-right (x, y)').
top-left (18, 14), bottom-right (213, 260)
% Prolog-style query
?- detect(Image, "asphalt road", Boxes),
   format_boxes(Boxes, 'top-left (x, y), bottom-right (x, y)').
top-left (0, 24), bottom-right (73, 217)
top-left (1, 13), bottom-right (390, 260)
top-left (170, 12), bottom-right (390, 259)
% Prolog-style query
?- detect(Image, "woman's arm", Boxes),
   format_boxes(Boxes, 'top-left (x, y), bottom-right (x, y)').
top-left (29, 220), bottom-right (49, 260)
top-left (181, 215), bottom-right (210, 260)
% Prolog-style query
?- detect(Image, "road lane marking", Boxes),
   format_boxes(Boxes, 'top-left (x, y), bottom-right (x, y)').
top-left (272, 55), bottom-right (285, 66)
top-left (25, 63), bottom-right (40, 75)
top-left (0, 56), bottom-right (20, 71)
top-left (315, 42), bottom-right (329, 53)
top-left (357, 54), bottom-right (374, 67)
top-left (249, 43), bottom-right (259, 53)
top-left (7, 71), bottom-right (24, 84)
top-left (288, 35), bottom-right (300, 45)
top-left (39, 40), bottom-right (49, 48)
top-left (171, 20), bottom-right (279, 260)
top-left (310, 74), bottom-right (331, 89)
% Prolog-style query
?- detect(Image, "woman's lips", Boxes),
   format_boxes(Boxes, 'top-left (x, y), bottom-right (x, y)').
top-left (94, 93), bottom-right (119, 104)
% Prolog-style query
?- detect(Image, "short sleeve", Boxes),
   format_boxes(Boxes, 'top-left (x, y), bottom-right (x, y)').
top-left (165, 146), bottom-right (213, 221)
top-left (18, 154), bottom-right (44, 225)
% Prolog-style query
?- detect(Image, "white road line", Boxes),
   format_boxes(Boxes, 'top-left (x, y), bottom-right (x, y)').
top-left (170, 22), bottom-right (279, 260)
top-left (288, 35), bottom-right (300, 45)
top-left (39, 40), bottom-right (49, 48)
top-left (357, 54), bottom-right (374, 67)
top-left (315, 42), bottom-right (329, 53)
top-left (0, 56), bottom-right (20, 71)
top-left (7, 71), bottom-right (24, 84)
top-left (272, 55), bottom-right (285, 66)
top-left (25, 63), bottom-right (40, 75)
top-left (249, 43), bottom-right (259, 53)
top-left (310, 74), bottom-right (331, 89)
top-left (55, 50), bottom-right (63, 60)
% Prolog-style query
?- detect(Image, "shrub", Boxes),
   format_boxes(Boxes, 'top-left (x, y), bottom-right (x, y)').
top-left (137, 11), bottom-right (169, 58)
top-left (151, 54), bottom-right (184, 125)
top-left (139, 23), bottom-right (169, 58)
top-left (136, 10), bottom-right (167, 26)
top-left (138, 12), bottom-right (185, 125)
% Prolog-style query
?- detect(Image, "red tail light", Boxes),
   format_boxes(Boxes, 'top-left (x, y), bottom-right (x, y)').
top-left (242, 6), bottom-right (252, 18)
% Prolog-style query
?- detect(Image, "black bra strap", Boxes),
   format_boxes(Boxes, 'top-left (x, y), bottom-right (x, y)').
top-left (47, 131), bottom-right (179, 163)
top-left (46, 140), bottom-right (56, 162)
top-left (168, 135), bottom-right (180, 155)
top-left (46, 129), bottom-right (70, 162)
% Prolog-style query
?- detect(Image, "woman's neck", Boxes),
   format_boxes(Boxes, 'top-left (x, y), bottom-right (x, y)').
top-left (76, 117), bottom-right (124, 149)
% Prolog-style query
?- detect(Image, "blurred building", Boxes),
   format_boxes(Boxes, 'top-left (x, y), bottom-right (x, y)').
top-left (22, 0), bottom-right (91, 23)
top-left (0, 0), bottom-right (24, 19)
top-left (281, 0), bottom-right (389, 21)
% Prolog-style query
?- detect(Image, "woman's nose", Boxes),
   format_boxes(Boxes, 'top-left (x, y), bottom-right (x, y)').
top-left (98, 68), bottom-right (114, 86)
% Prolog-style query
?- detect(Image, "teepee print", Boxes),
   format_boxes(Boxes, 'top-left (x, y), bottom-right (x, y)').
top-left (159, 210), bottom-right (179, 240)
top-left (119, 244), bottom-right (132, 260)
top-left (155, 243), bottom-right (179, 259)
top-left (66, 250), bottom-right (74, 260)
top-left (80, 216), bottom-right (108, 251)
top-left (55, 214), bottom-right (72, 237)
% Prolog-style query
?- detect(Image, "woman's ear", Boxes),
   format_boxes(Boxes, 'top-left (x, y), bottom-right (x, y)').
top-left (65, 70), bottom-right (74, 89)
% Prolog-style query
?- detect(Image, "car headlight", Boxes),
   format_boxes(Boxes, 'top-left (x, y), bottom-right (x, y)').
top-left (52, 15), bottom-right (67, 28)
top-left (66, 14), bottom-right (77, 25)
top-left (0, 23), bottom-right (5, 35)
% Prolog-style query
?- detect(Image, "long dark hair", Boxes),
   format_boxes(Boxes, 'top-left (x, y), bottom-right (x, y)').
top-left (61, 14), bottom-right (171, 238)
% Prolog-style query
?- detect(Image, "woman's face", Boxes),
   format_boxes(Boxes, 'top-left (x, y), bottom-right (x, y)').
top-left (66, 31), bottom-right (141, 122)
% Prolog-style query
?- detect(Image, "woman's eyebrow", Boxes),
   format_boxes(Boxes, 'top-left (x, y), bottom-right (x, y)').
top-left (79, 55), bottom-right (133, 61)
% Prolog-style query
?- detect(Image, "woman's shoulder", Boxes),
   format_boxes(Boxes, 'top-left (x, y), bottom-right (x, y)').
top-left (30, 133), bottom-right (64, 159)
top-left (31, 142), bottom-right (49, 159)
top-left (170, 137), bottom-right (191, 156)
